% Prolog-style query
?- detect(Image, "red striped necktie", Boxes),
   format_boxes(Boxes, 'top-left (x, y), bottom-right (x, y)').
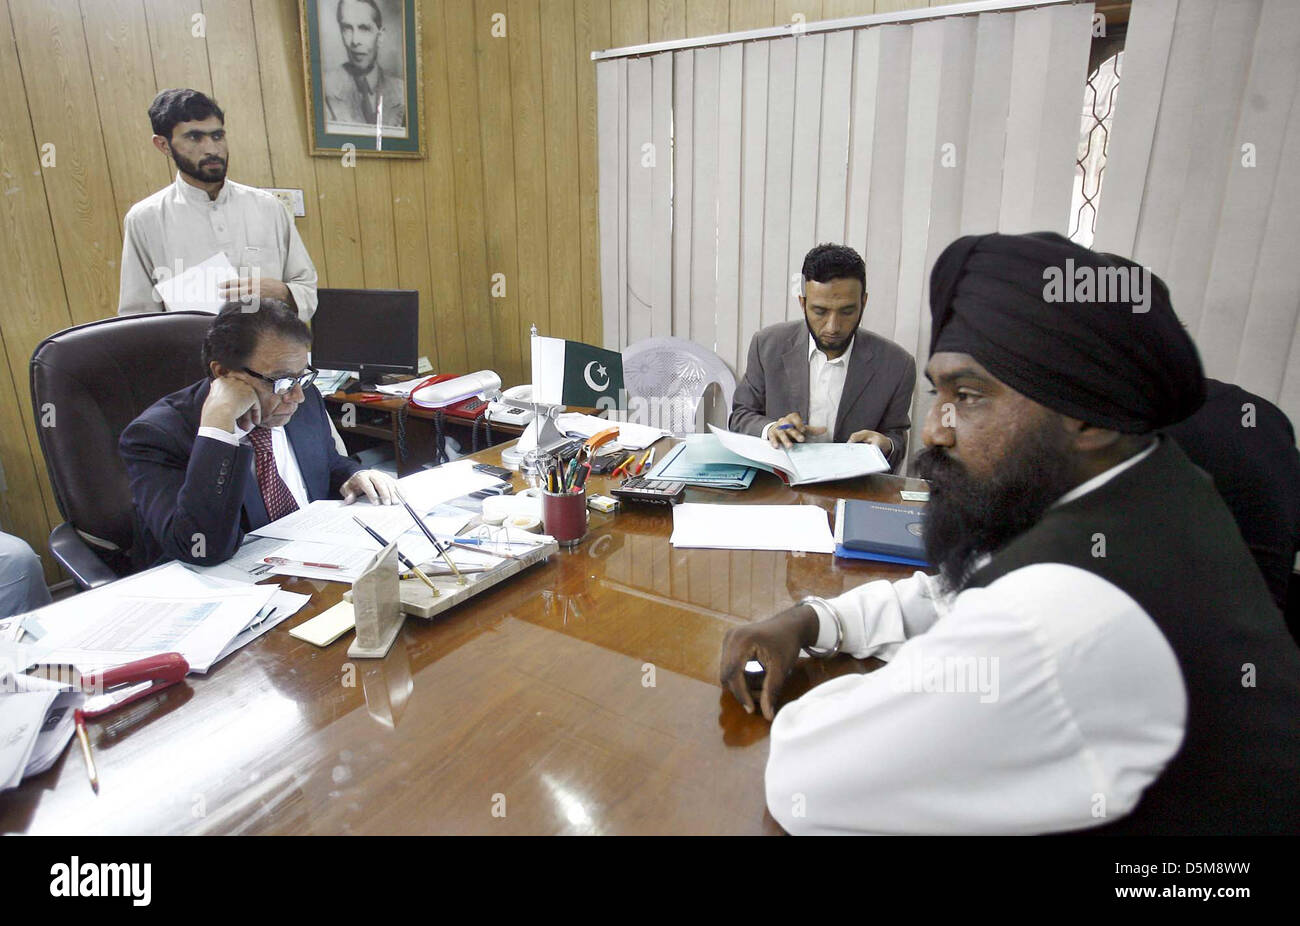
top-left (247, 427), bottom-right (299, 522)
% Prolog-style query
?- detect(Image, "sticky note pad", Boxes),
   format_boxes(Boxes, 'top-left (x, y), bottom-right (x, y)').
top-left (289, 601), bottom-right (356, 647)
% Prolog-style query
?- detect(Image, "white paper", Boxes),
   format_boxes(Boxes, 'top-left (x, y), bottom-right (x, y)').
top-left (557, 413), bottom-right (666, 451)
top-left (251, 499), bottom-right (416, 548)
top-left (669, 503), bottom-right (836, 553)
top-left (0, 689), bottom-right (78, 790)
top-left (185, 535), bottom-right (289, 583)
top-left (211, 589), bottom-right (310, 665)
top-left (152, 252), bottom-right (237, 313)
top-left (392, 459), bottom-right (508, 511)
top-left (260, 540), bottom-right (377, 582)
top-left (32, 584), bottom-right (276, 675)
top-left (708, 425), bottom-right (888, 484)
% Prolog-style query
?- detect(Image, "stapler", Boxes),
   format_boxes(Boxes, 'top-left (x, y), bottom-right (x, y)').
top-left (79, 652), bottom-right (190, 719)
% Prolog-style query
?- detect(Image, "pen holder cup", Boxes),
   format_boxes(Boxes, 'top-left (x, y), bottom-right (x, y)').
top-left (542, 488), bottom-right (588, 549)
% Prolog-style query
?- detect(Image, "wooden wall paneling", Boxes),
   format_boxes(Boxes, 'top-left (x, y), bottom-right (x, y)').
top-left (249, 0), bottom-right (329, 287)
top-left (507, 0), bottom-right (550, 375)
top-left (541, 0), bottom-right (584, 344)
top-left (418, 0), bottom-right (467, 374)
top-left (685, 0), bottom-right (727, 37)
top-left (390, 159), bottom-right (438, 369)
top-left (610, 0), bottom-right (649, 46)
top-left (311, 157), bottom-right (365, 288)
top-left (728, 0), bottom-right (775, 31)
top-left (773, 0), bottom-right (820, 28)
top-left (9, 0), bottom-right (122, 324)
top-left (201, 0), bottom-right (275, 188)
top-left (78, 0), bottom-right (171, 229)
top-left (142, 0), bottom-right (212, 93)
top-left (822, 0), bottom-right (878, 18)
top-left (574, 0), bottom-right (611, 346)
top-left (875, 0), bottom-right (928, 13)
top-left (0, 0), bottom-right (69, 576)
top-left (442, 0), bottom-right (494, 374)
top-left (473, 0), bottom-right (523, 387)
top-left (353, 160), bottom-right (399, 287)
top-left (650, 0), bottom-right (685, 42)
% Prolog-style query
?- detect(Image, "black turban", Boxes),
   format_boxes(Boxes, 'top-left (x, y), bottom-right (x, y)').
top-left (928, 231), bottom-right (1205, 433)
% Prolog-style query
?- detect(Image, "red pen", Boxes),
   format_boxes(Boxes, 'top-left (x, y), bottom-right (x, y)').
top-left (262, 556), bottom-right (344, 570)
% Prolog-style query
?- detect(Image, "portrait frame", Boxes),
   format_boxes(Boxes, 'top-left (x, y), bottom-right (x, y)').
top-left (299, 0), bottom-right (424, 158)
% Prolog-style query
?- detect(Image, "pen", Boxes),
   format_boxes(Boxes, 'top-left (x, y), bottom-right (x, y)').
top-left (633, 449), bottom-right (653, 475)
top-left (777, 423), bottom-right (797, 430)
top-left (396, 493), bottom-right (466, 585)
top-left (572, 462), bottom-right (591, 492)
top-left (446, 539), bottom-right (525, 561)
top-left (263, 556), bottom-right (344, 570)
top-left (74, 710), bottom-right (98, 793)
top-left (349, 515), bottom-right (439, 592)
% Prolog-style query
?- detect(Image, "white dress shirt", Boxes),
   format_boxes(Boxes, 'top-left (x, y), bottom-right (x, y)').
top-left (198, 425), bottom-right (311, 512)
top-left (119, 173), bottom-right (318, 320)
top-left (768, 441), bottom-right (1187, 835)
top-left (761, 335), bottom-right (855, 444)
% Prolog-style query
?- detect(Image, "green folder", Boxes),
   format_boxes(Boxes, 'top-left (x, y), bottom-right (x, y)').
top-left (646, 435), bottom-right (757, 490)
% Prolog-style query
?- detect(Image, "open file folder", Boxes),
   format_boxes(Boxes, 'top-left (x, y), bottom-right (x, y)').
top-left (645, 434), bottom-right (757, 490)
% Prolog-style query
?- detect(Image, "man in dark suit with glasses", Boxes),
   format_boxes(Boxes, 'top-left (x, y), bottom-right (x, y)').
top-left (120, 299), bottom-right (399, 568)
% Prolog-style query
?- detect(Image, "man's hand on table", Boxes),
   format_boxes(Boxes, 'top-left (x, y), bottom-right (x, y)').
top-left (341, 469), bottom-right (400, 505)
top-left (719, 603), bottom-right (820, 720)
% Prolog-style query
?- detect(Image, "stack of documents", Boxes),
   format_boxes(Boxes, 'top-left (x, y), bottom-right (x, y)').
top-left (0, 672), bottom-right (82, 792)
top-left (669, 503), bottom-right (836, 553)
top-left (16, 562), bottom-right (304, 675)
top-left (645, 434), bottom-right (757, 490)
top-left (557, 413), bottom-right (667, 451)
top-left (708, 425), bottom-right (889, 485)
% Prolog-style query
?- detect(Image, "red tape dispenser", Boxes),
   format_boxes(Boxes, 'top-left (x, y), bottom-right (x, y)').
top-left (79, 652), bottom-right (190, 719)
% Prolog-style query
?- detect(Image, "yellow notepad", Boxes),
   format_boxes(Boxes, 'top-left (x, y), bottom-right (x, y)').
top-left (288, 601), bottom-right (356, 647)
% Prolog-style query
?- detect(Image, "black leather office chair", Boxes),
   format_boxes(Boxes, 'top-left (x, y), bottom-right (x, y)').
top-left (29, 312), bottom-right (213, 588)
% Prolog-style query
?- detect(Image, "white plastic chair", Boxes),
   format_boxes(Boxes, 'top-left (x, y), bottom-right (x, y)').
top-left (621, 336), bottom-right (736, 436)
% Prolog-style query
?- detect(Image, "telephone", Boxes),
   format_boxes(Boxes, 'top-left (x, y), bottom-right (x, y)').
top-left (408, 373), bottom-right (490, 419)
top-left (487, 384), bottom-right (553, 426)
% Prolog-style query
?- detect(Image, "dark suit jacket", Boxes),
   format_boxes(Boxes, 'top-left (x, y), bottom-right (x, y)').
top-left (119, 379), bottom-right (362, 569)
top-left (729, 320), bottom-right (917, 471)
top-left (1164, 379), bottom-right (1300, 615)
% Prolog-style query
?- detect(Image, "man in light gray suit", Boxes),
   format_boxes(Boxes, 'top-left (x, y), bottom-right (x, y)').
top-left (729, 244), bottom-right (916, 472)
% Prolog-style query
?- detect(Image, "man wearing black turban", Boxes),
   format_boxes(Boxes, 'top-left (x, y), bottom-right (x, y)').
top-left (720, 232), bottom-right (1300, 835)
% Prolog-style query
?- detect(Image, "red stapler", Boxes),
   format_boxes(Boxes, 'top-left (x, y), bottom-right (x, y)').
top-left (79, 652), bottom-right (190, 719)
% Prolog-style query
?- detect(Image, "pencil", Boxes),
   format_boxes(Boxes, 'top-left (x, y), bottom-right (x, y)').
top-left (74, 710), bottom-right (98, 793)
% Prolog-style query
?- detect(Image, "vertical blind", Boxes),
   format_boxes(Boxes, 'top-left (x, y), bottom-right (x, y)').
top-left (596, 1), bottom-right (1096, 460)
top-left (1093, 0), bottom-right (1300, 435)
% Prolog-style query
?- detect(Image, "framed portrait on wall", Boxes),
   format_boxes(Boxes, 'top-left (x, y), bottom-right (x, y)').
top-left (299, 0), bottom-right (424, 158)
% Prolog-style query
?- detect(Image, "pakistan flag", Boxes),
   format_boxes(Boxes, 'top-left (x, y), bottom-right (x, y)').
top-left (531, 335), bottom-right (624, 407)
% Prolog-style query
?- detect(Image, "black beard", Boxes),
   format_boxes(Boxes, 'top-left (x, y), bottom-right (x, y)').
top-left (803, 314), bottom-right (857, 355)
top-left (172, 148), bottom-right (227, 184)
top-left (914, 421), bottom-right (1078, 591)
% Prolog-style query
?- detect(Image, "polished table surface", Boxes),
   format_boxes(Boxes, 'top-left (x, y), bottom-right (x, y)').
top-left (2, 439), bottom-right (929, 835)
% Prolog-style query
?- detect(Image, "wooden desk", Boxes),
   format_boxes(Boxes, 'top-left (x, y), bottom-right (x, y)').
top-left (1, 440), bottom-right (929, 835)
top-left (323, 393), bottom-right (599, 475)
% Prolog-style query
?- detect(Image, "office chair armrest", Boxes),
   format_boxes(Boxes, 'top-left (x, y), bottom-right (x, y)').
top-left (49, 522), bottom-right (120, 590)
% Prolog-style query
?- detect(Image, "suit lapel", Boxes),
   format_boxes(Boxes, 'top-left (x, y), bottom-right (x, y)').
top-left (782, 326), bottom-right (811, 421)
top-left (834, 330), bottom-right (877, 441)
top-left (285, 403), bottom-right (325, 500)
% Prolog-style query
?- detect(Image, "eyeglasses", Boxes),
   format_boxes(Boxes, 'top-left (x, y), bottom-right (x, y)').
top-left (244, 366), bottom-right (318, 396)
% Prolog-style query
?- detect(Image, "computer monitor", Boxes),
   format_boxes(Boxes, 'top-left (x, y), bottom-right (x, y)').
top-left (311, 289), bottom-right (419, 389)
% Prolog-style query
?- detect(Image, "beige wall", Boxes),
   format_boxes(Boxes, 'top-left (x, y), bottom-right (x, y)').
top-left (0, 0), bottom-right (961, 581)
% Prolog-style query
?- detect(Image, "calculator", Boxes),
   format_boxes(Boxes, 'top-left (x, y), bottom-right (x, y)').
top-left (611, 477), bottom-right (686, 506)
